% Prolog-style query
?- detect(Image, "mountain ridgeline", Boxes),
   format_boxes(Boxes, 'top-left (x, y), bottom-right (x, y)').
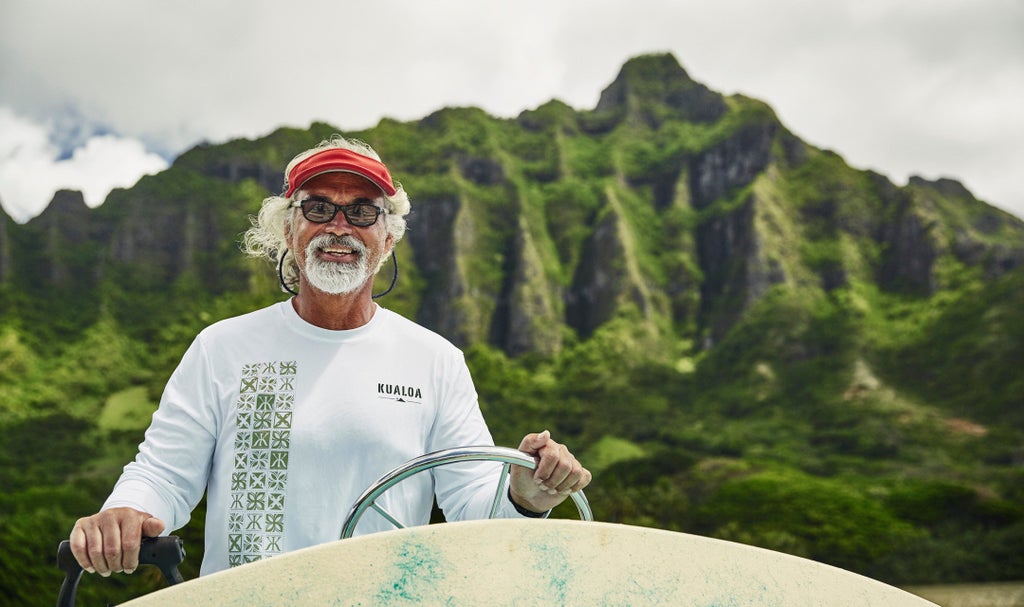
top-left (3, 55), bottom-right (1023, 358)
top-left (1, 54), bottom-right (1023, 602)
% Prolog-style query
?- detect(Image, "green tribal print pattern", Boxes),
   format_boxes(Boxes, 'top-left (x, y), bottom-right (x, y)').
top-left (228, 361), bottom-right (296, 566)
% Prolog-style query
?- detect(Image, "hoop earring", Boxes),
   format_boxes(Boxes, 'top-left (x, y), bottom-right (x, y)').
top-left (278, 250), bottom-right (299, 296)
top-left (372, 251), bottom-right (399, 299)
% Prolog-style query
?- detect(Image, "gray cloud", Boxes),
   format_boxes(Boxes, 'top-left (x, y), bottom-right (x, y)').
top-left (1, 0), bottom-right (1021, 221)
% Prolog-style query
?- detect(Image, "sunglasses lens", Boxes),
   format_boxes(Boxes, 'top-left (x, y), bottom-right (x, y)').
top-left (344, 204), bottom-right (381, 226)
top-left (301, 200), bottom-right (335, 223)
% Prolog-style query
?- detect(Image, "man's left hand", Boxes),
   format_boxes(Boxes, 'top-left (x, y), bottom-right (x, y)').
top-left (509, 430), bottom-right (591, 514)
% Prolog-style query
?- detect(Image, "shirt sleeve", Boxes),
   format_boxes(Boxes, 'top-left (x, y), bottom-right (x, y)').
top-left (102, 334), bottom-right (220, 531)
top-left (426, 349), bottom-right (541, 520)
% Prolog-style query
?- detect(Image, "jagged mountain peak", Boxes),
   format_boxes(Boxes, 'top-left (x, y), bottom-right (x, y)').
top-left (616, 52), bottom-right (695, 83)
top-left (517, 99), bottom-right (578, 131)
top-left (908, 175), bottom-right (972, 199)
top-left (36, 189), bottom-right (89, 219)
top-left (593, 52), bottom-right (728, 126)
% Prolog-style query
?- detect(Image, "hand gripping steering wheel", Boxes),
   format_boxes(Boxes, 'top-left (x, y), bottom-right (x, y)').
top-left (340, 445), bottom-right (593, 538)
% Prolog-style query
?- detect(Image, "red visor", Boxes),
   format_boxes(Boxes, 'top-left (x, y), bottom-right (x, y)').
top-left (284, 148), bottom-right (397, 198)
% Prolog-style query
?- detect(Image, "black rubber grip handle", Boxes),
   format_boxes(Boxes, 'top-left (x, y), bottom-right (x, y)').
top-left (56, 536), bottom-right (185, 607)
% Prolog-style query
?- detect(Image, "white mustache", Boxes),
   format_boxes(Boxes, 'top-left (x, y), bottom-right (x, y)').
top-left (309, 234), bottom-right (366, 256)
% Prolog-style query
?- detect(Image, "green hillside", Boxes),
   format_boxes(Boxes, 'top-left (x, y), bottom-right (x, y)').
top-left (1, 53), bottom-right (1022, 605)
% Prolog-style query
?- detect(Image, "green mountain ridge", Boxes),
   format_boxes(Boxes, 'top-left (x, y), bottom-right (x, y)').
top-left (1, 53), bottom-right (1022, 604)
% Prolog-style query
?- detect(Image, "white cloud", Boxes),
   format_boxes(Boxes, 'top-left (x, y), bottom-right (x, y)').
top-left (0, 107), bottom-right (168, 222)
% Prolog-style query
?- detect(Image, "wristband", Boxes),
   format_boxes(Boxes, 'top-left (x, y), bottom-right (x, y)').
top-left (508, 487), bottom-right (549, 518)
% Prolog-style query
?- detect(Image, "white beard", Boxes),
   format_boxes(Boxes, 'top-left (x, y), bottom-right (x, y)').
top-left (303, 234), bottom-right (373, 294)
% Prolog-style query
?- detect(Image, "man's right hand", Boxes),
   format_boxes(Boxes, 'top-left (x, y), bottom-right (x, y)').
top-left (69, 507), bottom-right (165, 576)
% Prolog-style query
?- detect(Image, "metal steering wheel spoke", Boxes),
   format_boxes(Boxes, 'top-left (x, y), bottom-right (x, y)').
top-left (341, 446), bottom-right (593, 539)
top-left (370, 502), bottom-right (406, 530)
top-left (488, 462), bottom-right (514, 518)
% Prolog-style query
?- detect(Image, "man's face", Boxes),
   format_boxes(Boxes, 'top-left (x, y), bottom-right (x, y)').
top-left (289, 172), bottom-right (393, 295)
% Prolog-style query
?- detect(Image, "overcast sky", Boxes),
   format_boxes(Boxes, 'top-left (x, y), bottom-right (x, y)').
top-left (1, 0), bottom-right (1021, 223)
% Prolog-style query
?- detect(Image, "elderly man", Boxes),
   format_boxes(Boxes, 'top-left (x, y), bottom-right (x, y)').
top-left (69, 136), bottom-right (591, 576)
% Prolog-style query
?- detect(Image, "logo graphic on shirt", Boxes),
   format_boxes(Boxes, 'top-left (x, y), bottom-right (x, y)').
top-left (228, 360), bottom-right (296, 567)
top-left (377, 382), bottom-right (423, 404)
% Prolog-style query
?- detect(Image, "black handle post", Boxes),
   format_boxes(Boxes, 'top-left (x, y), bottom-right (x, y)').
top-left (55, 541), bottom-right (82, 607)
top-left (56, 536), bottom-right (186, 607)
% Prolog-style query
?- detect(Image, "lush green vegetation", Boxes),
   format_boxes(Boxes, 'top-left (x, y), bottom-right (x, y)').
top-left (1, 52), bottom-right (1022, 605)
top-left (9, 273), bottom-right (1021, 605)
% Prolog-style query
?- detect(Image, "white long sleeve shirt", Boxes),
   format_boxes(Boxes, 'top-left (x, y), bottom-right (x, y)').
top-left (103, 301), bottom-right (525, 574)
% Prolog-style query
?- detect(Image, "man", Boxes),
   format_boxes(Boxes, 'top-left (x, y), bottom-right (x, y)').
top-left (69, 136), bottom-right (591, 577)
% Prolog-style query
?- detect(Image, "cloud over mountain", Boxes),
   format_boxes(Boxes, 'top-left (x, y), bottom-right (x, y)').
top-left (0, 108), bottom-right (167, 222)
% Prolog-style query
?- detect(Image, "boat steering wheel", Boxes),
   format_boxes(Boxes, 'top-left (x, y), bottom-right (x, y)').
top-left (340, 446), bottom-right (593, 538)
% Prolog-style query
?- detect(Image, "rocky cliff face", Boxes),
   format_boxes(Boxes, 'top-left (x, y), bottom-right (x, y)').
top-left (4, 53), bottom-right (1022, 357)
top-left (497, 216), bottom-right (563, 355)
top-left (9, 190), bottom-right (97, 291)
top-left (567, 200), bottom-right (654, 339)
top-left (908, 176), bottom-right (1024, 280)
top-left (405, 192), bottom-right (471, 345)
top-left (106, 193), bottom-right (217, 283)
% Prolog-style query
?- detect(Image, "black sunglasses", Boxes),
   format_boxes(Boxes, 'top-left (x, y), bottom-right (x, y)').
top-left (292, 197), bottom-right (387, 227)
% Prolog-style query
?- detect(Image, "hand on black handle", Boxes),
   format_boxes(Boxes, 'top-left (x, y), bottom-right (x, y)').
top-left (56, 536), bottom-right (185, 607)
